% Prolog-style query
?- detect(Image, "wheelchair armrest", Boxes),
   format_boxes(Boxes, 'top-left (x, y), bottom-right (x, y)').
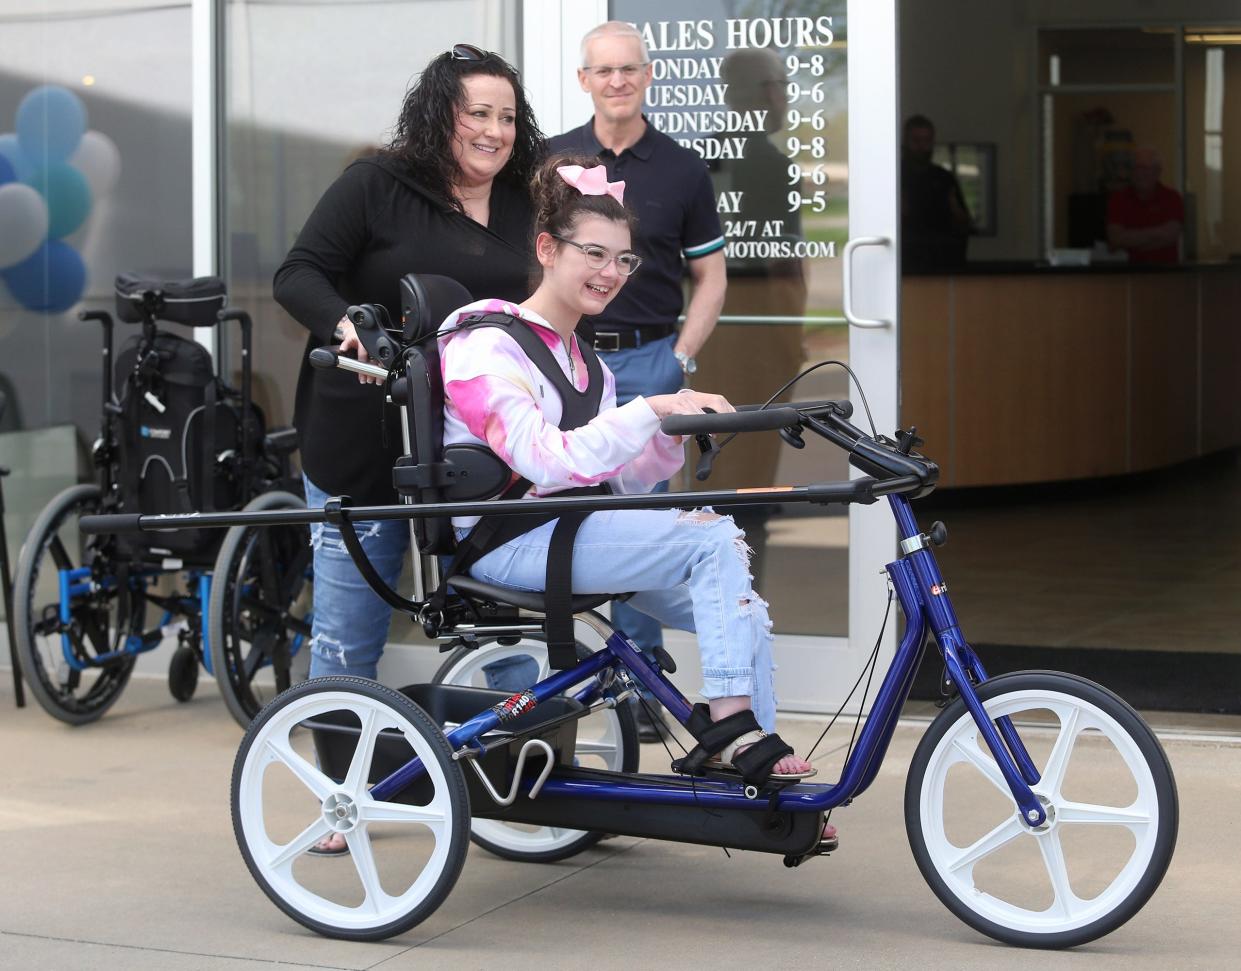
top-left (264, 427), bottom-right (299, 457)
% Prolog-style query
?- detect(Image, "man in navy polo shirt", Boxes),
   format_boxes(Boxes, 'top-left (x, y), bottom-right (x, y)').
top-left (550, 19), bottom-right (727, 740)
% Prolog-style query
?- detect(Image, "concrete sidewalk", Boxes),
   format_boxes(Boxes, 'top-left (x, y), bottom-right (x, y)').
top-left (2, 673), bottom-right (1238, 970)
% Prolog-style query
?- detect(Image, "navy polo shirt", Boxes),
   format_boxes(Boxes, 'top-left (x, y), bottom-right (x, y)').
top-left (550, 117), bottom-right (724, 332)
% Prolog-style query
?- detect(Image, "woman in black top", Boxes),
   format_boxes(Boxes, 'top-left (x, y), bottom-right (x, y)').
top-left (273, 45), bottom-right (543, 699)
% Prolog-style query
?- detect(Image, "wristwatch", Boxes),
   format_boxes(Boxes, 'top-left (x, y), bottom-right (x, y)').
top-left (674, 350), bottom-right (698, 375)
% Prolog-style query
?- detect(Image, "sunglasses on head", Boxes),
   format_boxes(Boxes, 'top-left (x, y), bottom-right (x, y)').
top-left (451, 43), bottom-right (502, 63)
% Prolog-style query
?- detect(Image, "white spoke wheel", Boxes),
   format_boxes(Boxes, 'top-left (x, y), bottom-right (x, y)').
top-left (232, 677), bottom-right (470, 940)
top-left (905, 671), bottom-right (1177, 949)
top-left (434, 637), bottom-right (639, 862)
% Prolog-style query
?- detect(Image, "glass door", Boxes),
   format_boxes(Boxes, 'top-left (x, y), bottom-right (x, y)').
top-left (531, 0), bottom-right (899, 711)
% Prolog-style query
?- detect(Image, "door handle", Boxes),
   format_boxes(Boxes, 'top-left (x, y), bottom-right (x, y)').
top-left (842, 235), bottom-right (891, 329)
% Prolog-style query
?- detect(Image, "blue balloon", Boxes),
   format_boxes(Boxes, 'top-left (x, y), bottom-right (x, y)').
top-left (0, 154), bottom-right (14, 185)
top-left (0, 133), bottom-right (33, 183)
top-left (24, 163), bottom-right (92, 238)
top-left (16, 86), bottom-right (87, 165)
top-left (1, 240), bottom-right (87, 313)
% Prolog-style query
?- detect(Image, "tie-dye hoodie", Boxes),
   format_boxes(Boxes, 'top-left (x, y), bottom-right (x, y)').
top-left (439, 299), bottom-right (685, 528)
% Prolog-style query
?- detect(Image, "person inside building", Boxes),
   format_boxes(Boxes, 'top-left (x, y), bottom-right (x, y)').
top-left (901, 114), bottom-right (972, 272)
top-left (1106, 146), bottom-right (1183, 264)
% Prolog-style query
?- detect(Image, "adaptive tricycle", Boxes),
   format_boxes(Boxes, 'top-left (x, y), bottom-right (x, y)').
top-left (81, 274), bottom-right (1177, 948)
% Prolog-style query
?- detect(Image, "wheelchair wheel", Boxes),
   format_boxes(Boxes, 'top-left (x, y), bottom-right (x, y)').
top-left (209, 490), bottom-right (313, 728)
top-left (13, 484), bottom-right (142, 724)
top-left (168, 643), bottom-right (199, 702)
top-left (232, 677), bottom-right (470, 941)
top-left (905, 671), bottom-right (1177, 949)
top-left (434, 636), bottom-right (639, 863)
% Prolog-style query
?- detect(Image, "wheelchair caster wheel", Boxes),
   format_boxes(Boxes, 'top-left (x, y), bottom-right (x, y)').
top-left (168, 644), bottom-right (199, 702)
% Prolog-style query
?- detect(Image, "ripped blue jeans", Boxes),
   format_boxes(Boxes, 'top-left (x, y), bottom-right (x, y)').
top-left (465, 508), bottom-right (779, 732)
top-left (304, 475), bottom-right (409, 680)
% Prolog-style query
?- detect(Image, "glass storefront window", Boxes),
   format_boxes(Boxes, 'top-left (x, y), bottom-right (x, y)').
top-left (0, 1), bottom-right (192, 563)
top-left (610, 1), bottom-right (850, 635)
top-left (222, 0), bottom-right (522, 428)
top-left (1038, 28), bottom-right (1175, 88)
top-left (1184, 31), bottom-right (1241, 261)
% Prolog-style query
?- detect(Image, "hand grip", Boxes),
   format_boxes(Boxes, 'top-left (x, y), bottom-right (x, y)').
top-left (309, 346), bottom-right (339, 369)
top-left (79, 513), bottom-right (143, 534)
top-left (660, 406), bottom-right (801, 437)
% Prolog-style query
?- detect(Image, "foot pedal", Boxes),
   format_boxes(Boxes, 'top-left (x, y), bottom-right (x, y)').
top-left (783, 832), bottom-right (838, 867)
top-left (670, 757), bottom-right (803, 794)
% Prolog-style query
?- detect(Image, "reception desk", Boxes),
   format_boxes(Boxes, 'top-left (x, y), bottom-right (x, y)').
top-left (900, 262), bottom-right (1241, 488)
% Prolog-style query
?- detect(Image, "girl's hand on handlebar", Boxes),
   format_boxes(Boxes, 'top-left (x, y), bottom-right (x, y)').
top-left (335, 316), bottom-right (382, 385)
top-left (646, 389), bottom-right (735, 420)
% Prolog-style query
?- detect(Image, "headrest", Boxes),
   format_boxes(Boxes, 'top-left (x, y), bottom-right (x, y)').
top-left (398, 274), bottom-right (473, 343)
top-left (114, 273), bottom-right (227, 326)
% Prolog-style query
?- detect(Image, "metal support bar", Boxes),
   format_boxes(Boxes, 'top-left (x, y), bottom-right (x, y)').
top-left (461, 738), bottom-right (555, 807)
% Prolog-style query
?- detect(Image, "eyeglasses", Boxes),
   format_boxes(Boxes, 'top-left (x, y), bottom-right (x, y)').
top-left (583, 62), bottom-right (649, 80)
top-left (552, 235), bottom-right (642, 276)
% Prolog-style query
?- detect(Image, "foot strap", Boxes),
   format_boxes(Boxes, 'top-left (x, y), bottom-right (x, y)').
top-left (726, 732), bottom-right (795, 787)
top-left (672, 703), bottom-right (763, 777)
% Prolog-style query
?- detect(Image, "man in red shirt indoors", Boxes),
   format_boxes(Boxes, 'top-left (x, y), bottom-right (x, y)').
top-left (1107, 146), bottom-right (1183, 263)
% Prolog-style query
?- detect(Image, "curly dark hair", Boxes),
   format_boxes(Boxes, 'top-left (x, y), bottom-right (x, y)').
top-left (382, 50), bottom-right (545, 210)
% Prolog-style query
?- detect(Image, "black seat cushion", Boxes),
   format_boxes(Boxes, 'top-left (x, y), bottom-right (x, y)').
top-left (447, 574), bottom-right (613, 614)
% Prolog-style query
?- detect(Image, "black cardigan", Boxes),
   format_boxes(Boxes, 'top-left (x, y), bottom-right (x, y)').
top-left (274, 156), bottom-right (533, 505)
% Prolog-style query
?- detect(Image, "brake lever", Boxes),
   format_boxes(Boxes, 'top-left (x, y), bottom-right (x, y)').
top-left (693, 408), bottom-right (723, 481)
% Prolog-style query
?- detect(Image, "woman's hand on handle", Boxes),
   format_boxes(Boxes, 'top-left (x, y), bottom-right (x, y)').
top-left (335, 316), bottom-right (383, 385)
top-left (646, 389), bottom-right (735, 421)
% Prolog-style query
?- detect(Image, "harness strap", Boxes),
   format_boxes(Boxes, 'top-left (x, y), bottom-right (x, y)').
top-left (432, 312), bottom-right (609, 668)
top-left (543, 511), bottom-right (589, 669)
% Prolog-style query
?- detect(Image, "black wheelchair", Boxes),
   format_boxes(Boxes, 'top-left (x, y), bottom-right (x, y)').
top-left (12, 275), bottom-right (312, 725)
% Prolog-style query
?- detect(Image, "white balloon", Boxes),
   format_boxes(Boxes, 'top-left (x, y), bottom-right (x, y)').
top-left (69, 129), bottom-right (121, 200)
top-left (0, 182), bottom-right (49, 269)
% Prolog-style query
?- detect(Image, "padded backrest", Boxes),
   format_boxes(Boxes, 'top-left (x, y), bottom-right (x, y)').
top-left (395, 274), bottom-right (506, 554)
top-left (399, 273), bottom-right (472, 343)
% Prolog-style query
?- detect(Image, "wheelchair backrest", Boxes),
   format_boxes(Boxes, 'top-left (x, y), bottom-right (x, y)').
top-left (394, 273), bottom-right (511, 555)
top-left (108, 273), bottom-right (268, 563)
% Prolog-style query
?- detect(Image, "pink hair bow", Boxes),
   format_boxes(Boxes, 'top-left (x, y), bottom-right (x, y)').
top-left (556, 164), bottom-right (625, 204)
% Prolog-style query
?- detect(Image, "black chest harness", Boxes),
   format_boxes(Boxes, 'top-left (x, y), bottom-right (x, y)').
top-left (430, 312), bottom-right (610, 669)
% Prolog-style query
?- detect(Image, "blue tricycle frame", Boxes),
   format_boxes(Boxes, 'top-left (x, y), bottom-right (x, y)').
top-left (80, 396), bottom-right (1178, 950)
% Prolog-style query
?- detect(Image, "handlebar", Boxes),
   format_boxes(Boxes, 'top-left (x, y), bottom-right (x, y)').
top-left (658, 399), bottom-right (854, 438)
top-left (309, 345), bottom-right (389, 381)
top-left (660, 406), bottom-right (802, 437)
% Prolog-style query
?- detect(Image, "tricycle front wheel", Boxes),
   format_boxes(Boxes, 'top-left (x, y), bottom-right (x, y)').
top-left (905, 671), bottom-right (1177, 949)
